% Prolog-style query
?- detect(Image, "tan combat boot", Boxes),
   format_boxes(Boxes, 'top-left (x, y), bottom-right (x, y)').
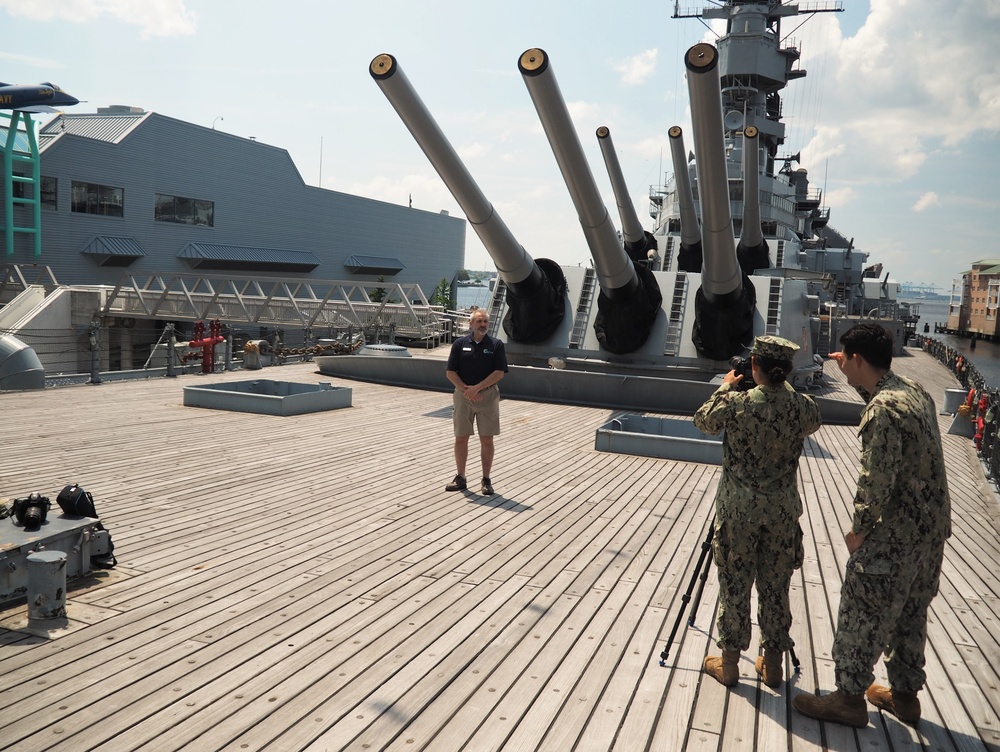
top-left (703, 650), bottom-right (740, 687)
top-left (754, 649), bottom-right (783, 688)
top-left (794, 689), bottom-right (868, 727)
top-left (866, 684), bottom-right (920, 723)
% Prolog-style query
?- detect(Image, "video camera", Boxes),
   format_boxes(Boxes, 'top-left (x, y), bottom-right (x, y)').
top-left (11, 492), bottom-right (50, 530)
top-left (728, 355), bottom-right (757, 391)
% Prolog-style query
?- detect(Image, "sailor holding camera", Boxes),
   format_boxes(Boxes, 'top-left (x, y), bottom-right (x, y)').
top-left (693, 335), bottom-right (822, 688)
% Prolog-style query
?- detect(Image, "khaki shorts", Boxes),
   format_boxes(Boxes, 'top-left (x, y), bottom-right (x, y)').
top-left (453, 385), bottom-right (501, 437)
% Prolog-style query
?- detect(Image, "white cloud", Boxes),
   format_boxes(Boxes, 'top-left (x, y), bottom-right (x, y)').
top-left (614, 49), bottom-right (657, 86)
top-left (913, 192), bottom-right (941, 212)
top-left (0, 0), bottom-right (197, 38)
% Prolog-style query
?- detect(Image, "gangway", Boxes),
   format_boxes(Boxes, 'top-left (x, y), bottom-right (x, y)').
top-left (94, 272), bottom-right (447, 341)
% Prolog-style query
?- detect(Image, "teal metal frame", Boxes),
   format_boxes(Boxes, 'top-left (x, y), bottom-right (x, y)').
top-left (1, 111), bottom-right (42, 258)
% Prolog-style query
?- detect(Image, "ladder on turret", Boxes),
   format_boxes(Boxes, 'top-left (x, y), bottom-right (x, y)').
top-left (569, 268), bottom-right (597, 348)
top-left (487, 278), bottom-right (507, 337)
top-left (662, 273), bottom-right (689, 356)
top-left (765, 278), bottom-right (782, 337)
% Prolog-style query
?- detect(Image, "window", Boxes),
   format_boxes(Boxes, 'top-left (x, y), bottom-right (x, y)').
top-left (71, 181), bottom-right (124, 217)
top-left (155, 193), bottom-right (214, 227)
top-left (11, 176), bottom-right (57, 208)
top-left (40, 176), bottom-right (56, 208)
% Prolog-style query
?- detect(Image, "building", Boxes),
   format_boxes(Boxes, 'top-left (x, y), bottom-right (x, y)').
top-left (945, 259), bottom-right (1000, 340)
top-left (1, 108), bottom-right (465, 294)
top-left (0, 108), bottom-right (467, 381)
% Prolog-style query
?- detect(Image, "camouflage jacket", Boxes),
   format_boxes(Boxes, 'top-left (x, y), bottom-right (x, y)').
top-left (694, 381), bottom-right (822, 523)
top-left (852, 371), bottom-right (952, 551)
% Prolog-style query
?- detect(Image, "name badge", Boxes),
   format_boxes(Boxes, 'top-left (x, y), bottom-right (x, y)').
top-left (462, 346), bottom-right (473, 352)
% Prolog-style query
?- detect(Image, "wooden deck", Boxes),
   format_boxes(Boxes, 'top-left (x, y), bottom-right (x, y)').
top-left (1, 348), bottom-right (998, 752)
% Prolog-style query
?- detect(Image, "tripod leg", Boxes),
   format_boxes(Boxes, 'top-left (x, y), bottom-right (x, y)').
top-left (659, 519), bottom-right (715, 665)
top-left (687, 540), bottom-right (713, 627)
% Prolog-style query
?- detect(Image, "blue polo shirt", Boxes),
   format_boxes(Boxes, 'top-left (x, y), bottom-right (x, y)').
top-left (446, 332), bottom-right (508, 387)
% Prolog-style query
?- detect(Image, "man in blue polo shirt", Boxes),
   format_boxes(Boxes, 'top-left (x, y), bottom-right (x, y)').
top-left (445, 309), bottom-right (508, 495)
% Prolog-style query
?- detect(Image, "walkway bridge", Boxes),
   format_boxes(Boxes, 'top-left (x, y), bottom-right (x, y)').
top-left (1, 264), bottom-right (450, 342)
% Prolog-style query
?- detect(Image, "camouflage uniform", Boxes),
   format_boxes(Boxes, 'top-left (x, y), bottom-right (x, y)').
top-left (694, 337), bottom-right (822, 653)
top-left (832, 371), bottom-right (951, 694)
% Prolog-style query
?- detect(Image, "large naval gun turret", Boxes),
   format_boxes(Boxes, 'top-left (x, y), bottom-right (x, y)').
top-left (360, 41), bottom-right (825, 390)
top-left (517, 49), bottom-right (661, 355)
top-left (370, 54), bottom-right (566, 345)
top-left (320, 2), bottom-right (915, 422)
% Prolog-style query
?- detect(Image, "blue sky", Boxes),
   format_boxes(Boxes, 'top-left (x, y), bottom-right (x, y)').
top-left (2, 0), bottom-right (997, 293)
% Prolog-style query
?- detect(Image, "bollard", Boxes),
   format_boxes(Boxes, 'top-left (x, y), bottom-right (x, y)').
top-left (26, 550), bottom-right (67, 622)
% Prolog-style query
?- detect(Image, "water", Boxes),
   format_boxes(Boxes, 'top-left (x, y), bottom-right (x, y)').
top-left (907, 298), bottom-right (1000, 389)
top-left (455, 284), bottom-right (493, 311)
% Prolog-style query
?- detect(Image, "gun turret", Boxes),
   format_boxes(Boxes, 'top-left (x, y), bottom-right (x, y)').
top-left (736, 125), bottom-right (770, 274)
top-left (595, 126), bottom-right (657, 265)
top-left (369, 53), bottom-right (565, 343)
top-left (668, 125), bottom-right (703, 272)
top-left (685, 43), bottom-right (756, 360)
top-left (518, 48), bottom-right (661, 354)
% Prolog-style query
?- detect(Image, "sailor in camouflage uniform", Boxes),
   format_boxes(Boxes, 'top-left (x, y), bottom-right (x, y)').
top-left (694, 335), bottom-right (822, 688)
top-left (795, 323), bottom-right (951, 727)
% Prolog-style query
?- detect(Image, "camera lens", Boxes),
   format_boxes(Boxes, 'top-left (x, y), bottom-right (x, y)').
top-left (23, 504), bottom-right (43, 530)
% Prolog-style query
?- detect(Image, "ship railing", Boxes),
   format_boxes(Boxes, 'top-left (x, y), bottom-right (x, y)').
top-left (920, 335), bottom-right (1000, 491)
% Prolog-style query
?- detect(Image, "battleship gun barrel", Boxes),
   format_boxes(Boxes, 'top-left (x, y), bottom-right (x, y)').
top-left (596, 126), bottom-right (655, 264)
top-left (685, 42), bottom-right (755, 360)
top-left (736, 125), bottom-right (770, 273)
top-left (518, 48), bottom-right (661, 354)
top-left (370, 53), bottom-right (565, 343)
top-left (668, 125), bottom-right (703, 272)
top-left (518, 49), bottom-right (638, 299)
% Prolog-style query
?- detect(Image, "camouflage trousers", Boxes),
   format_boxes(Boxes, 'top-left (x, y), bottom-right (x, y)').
top-left (712, 515), bottom-right (804, 652)
top-left (832, 538), bottom-right (946, 694)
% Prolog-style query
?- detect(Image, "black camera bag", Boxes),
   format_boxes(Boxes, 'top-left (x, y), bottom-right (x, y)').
top-left (55, 484), bottom-right (116, 568)
top-left (56, 484), bottom-right (99, 517)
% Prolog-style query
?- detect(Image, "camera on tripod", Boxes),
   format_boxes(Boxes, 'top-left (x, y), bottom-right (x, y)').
top-left (728, 355), bottom-right (757, 391)
top-left (11, 492), bottom-right (50, 530)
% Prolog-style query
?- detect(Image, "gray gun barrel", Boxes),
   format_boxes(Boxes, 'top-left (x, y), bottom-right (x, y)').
top-left (668, 125), bottom-right (703, 272)
top-left (370, 53), bottom-right (565, 343)
top-left (685, 42), bottom-right (755, 360)
top-left (595, 126), bottom-right (655, 264)
top-left (518, 48), bottom-right (638, 301)
top-left (736, 125), bottom-right (770, 273)
top-left (518, 48), bottom-right (661, 354)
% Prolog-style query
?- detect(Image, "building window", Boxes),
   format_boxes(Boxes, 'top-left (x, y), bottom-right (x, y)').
top-left (40, 176), bottom-right (56, 208)
top-left (71, 181), bottom-right (124, 217)
top-left (155, 193), bottom-right (214, 227)
top-left (11, 176), bottom-right (57, 208)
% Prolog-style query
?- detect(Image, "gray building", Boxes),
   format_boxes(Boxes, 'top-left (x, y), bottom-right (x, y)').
top-left (3, 108), bottom-right (465, 294)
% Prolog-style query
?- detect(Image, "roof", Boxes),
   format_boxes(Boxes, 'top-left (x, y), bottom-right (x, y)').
top-left (80, 236), bottom-right (147, 267)
top-left (343, 254), bottom-right (406, 275)
top-left (38, 112), bottom-right (150, 148)
top-left (0, 116), bottom-right (32, 154)
top-left (178, 243), bottom-right (321, 272)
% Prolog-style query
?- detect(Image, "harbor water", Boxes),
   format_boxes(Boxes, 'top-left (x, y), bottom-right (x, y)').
top-left (908, 298), bottom-right (1000, 389)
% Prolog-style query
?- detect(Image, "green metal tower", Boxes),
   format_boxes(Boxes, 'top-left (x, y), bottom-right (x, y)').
top-left (1, 110), bottom-right (42, 258)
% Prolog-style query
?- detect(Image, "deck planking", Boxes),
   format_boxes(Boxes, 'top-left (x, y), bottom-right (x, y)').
top-left (1, 347), bottom-right (999, 751)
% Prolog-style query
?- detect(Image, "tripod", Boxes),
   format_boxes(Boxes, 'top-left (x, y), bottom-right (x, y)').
top-left (658, 517), bottom-right (802, 672)
top-left (659, 519), bottom-right (715, 666)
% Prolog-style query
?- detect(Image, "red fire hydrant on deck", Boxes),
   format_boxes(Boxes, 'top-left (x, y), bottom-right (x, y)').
top-left (188, 320), bottom-right (225, 373)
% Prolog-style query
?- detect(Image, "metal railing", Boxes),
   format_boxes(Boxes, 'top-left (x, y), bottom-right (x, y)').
top-left (99, 271), bottom-right (448, 341)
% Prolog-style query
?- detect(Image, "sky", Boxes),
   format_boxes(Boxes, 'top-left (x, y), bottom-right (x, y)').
top-left (2, 0), bottom-right (998, 293)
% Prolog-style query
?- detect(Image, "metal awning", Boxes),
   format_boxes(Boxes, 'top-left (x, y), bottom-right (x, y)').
top-left (80, 236), bottom-right (147, 267)
top-left (343, 254), bottom-right (405, 275)
top-left (178, 243), bottom-right (321, 272)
